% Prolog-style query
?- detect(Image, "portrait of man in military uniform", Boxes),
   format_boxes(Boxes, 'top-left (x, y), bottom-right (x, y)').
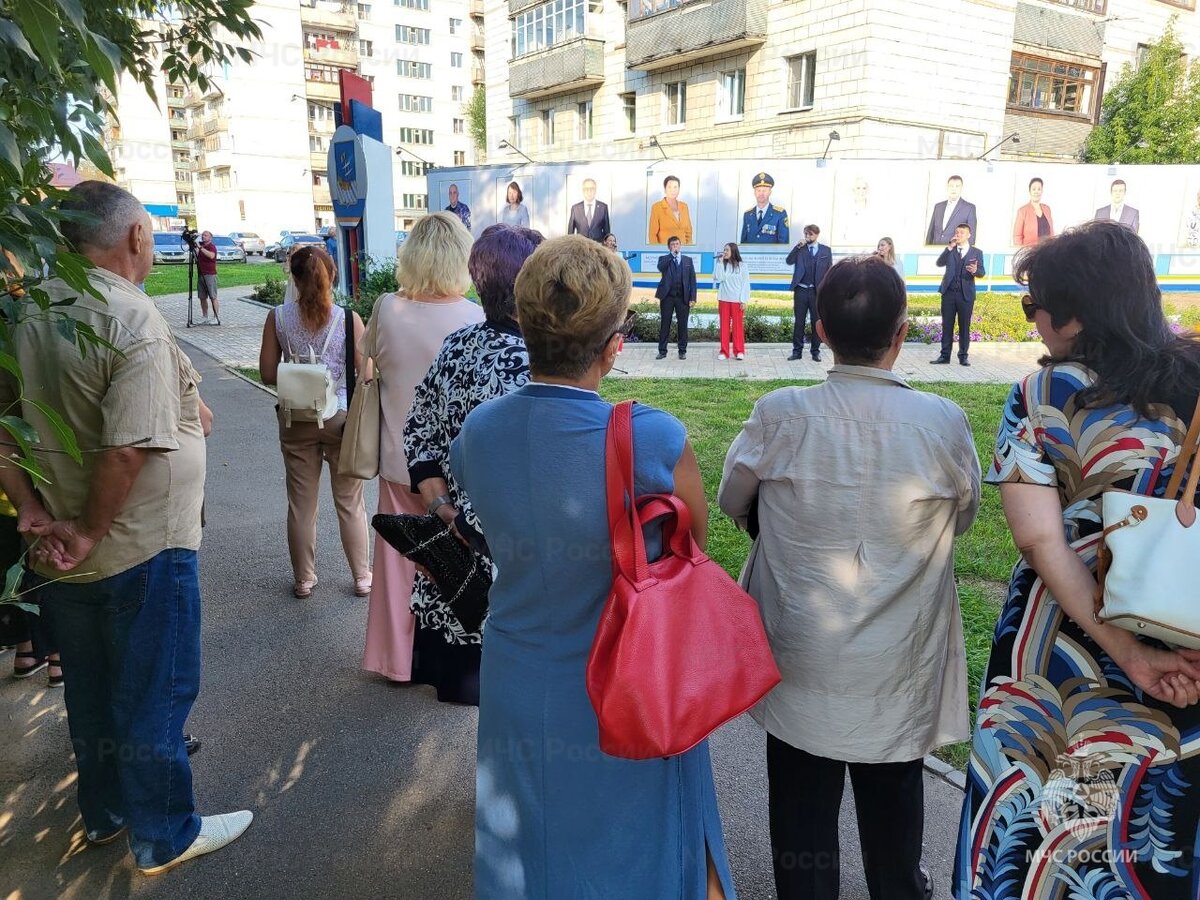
top-left (741, 172), bottom-right (790, 244)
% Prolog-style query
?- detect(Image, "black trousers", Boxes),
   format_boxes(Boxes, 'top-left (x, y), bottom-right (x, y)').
top-left (792, 287), bottom-right (820, 354)
top-left (767, 734), bottom-right (926, 900)
top-left (657, 293), bottom-right (689, 353)
top-left (939, 290), bottom-right (973, 360)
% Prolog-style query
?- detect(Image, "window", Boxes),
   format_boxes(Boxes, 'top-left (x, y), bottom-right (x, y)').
top-left (215, 168), bottom-right (231, 191)
top-left (305, 62), bottom-right (342, 83)
top-left (508, 115), bottom-right (519, 144)
top-left (577, 100), bottom-right (593, 139)
top-left (629, 0), bottom-right (681, 21)
top-left (196, 172), bottom-right (211, 190)
top-left (357, 3), bottom-right (372, 18)
top-left (402, 193), bottom-right (429, 209)
top-left (175, 170), bottom-right (191, 183)
top-left (398, 127), bottom-right (435, 144)
top-left (397, 60), bottom-right (432, 78)
top-left (786, 52), bottom-right (816, 110)
top-left (718, 69), bottom-right (745, 118)
top-left (510, 0), bottom-right (599, 59)
top-left (359, 39), bottom-right (373, 56)
top-left (451, 85), bottom-right (464, 102)
top-left (401, 160), bottom-right (433, 176)
top-left (1007, 52), bottom-right (1099, 117)
top-left (309, 134), bottom-right (327, 152)
top-left (541, 108), bottom-right (555, 145)
top-left (398, 94), bottom-right (434, 112)
top-left (449, 17), bottom-right (462, 33)
top-left (453, 150), bottom-right (466, 165)
top-left (169, 86), bottom-right (185, 100)
top-left (453, 117), bottom-right (465, 134)
top-left (312, 173), bottom-right (327, 188)
top-left (1040, 0), bottom-right (1106, 10)
top-left (621, 92), bottom-right (636, 134)
top-left (308, 102), bottom-right (335, 124)
top-left (239, 200), bottom-right (246, 220)
top-left (664, 80), bottom-right (686, 126)
top-left (395, 0), bottom-right (429, 7)
top-left (396, 25), bottom-right (431, 44)
top-left (451, 51), bottom-right (464, 67)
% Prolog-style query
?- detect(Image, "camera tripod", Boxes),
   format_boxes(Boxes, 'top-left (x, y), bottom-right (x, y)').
top-left (183, 231), bottom-right (220, 328)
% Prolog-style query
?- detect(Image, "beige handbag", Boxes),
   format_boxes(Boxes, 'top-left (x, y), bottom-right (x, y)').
top-left (338, 314), bottom-right (381, 480)
top-left (1096, 395), bottom-right (1200, 648)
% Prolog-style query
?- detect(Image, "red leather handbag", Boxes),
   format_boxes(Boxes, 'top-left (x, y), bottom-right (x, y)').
top-left (586, 400), bottom-right (782, 760)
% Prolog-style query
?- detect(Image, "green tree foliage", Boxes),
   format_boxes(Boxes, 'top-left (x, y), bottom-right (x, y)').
top-left (1083, 19), bottom-right (1200, 164)
top-left (464, 85), bottom-right (486, 155)
top-left (0, 1), bottom-right (261, 484)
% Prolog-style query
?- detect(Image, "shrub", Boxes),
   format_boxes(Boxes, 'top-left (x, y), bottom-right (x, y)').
top-left (249, 274), bottom-right (285, 305)
top-left (359, 255), bottom-right (398, 301)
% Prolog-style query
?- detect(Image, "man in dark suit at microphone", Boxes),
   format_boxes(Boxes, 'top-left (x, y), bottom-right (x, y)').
top-left (931, 223), bottom-right (985, 367)
top-left (655, 236), bottom-right (697, 359)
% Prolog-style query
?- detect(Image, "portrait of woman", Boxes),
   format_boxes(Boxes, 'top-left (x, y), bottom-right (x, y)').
top-left (500, 181), bottom-right (530, 228)
top-left (647, 174), bottom-right (693, 245)
top-left (1012, 176), bottom-right (1054, 247)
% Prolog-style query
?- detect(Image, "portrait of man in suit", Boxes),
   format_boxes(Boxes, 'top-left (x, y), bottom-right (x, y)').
top-left (740, 172), bottom-right (790, 244)
top-left (566, 178), bottom-right (611, 242)
top-left (931, 222), bottom-right (985, 367)
top-left (1095, 179), bottom-right (1140, 234)
top-left (926, 175), bottom-right (978, 245)
top-left (785, 224), bottom-right (833, 362)
top-left (654, 236), bottom-right (697, 359)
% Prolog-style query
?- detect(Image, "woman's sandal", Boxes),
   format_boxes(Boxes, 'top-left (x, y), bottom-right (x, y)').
top-left (13, 652), bottom-right (48, 679)
top-left (47, 662), bottom-right (63, 688)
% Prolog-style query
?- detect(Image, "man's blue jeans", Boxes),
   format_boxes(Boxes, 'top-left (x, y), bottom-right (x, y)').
top-left (39, 548), bottom-right (203, 868)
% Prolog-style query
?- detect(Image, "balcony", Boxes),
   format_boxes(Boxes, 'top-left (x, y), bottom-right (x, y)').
top-left (305, 79), bottom-right (341, 103)
top-left (303, 42), bottom-right (359, 68)
top-left (509, 37), bottom-right (604, 99)
top-left (472, 63), bottom-right (485, 85)
top-left (309, 117), bottom-right (336, 136)
top-left (167, 94), bottom-right (186, 109)
top-left (186, 115), bottom-right (228, 140)
top-left (195, 147), bottom-right (233, 171)
top-left (469, 0), bottom-right (484, 15)
top-left (626, 0), bottom-right (766, 71)
top-left (171, 138), bottom-right (191, 151)
top-left (311, 150), bottom-right (330, 173)
top-left (471, 29), bottom-right (485, 51)
top-left (300, 1), bottom-right (357, 33)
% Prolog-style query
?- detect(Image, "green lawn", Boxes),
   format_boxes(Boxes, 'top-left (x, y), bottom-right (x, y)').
top-left (235, 367), bottom-right (1012, 767)
top-left (144, 262), bottom-right (276, 297)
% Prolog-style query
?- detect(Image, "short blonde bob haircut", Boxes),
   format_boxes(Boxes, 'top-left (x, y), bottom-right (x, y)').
top-left (515, 234), bottom-right (631, 379)
top-left (396, 211), bottom-right (473, 298)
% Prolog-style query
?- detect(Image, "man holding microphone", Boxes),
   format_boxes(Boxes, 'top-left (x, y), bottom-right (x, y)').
top-left (931, 223), bottom-right (985, 367)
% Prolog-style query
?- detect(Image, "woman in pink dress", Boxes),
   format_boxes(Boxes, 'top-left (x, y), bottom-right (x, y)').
top-left (361, 213), bottom-right (484, 681)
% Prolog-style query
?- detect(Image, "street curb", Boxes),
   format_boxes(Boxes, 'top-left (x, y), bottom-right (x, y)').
top-left (221, 365), bottom-right (276, 396)
top-left (923, 754), bottom-right (966, 791)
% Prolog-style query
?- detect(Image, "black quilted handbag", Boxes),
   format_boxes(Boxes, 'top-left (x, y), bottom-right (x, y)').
top-left (371, 513), bottom-right (492, 633)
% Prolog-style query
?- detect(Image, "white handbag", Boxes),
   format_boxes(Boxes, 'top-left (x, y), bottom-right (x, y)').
top-left (1097, 396), bottom-right (1200, 648)
top-left (276, 308), bottom-right (342, 429)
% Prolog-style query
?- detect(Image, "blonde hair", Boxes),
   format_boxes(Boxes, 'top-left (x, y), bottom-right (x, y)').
top-left (515, 235), bottom-right (630, 379)
top-left (395, 211), bottom-right (472, 298)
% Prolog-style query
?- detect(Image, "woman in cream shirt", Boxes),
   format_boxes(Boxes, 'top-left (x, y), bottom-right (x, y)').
top-left (713, 242), bottom-right (750, 360)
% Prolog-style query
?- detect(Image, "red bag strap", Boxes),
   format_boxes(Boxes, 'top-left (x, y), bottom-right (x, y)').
top-left (636, 495), bottom-right (697, 563)
top-left (605, 401), bottom-right (649, 582)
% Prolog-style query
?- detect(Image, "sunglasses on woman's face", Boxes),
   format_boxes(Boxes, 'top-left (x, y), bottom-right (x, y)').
top-left (1021, 294), bottom-right (1043, 323)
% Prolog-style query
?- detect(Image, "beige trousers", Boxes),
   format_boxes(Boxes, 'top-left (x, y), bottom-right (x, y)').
top-left (277, 409), bottom-right (370, 584)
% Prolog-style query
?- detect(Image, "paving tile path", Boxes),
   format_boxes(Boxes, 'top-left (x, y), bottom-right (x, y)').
top-left (154, 289), bottom-right (1045, 385)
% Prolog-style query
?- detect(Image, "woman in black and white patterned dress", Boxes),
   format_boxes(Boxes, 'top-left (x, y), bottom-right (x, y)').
top-left (403, 224), bottom-right (543, 704)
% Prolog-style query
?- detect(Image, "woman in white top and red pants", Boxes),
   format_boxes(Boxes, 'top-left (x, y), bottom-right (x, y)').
top-left (713, 242), bottom-right (751, 360)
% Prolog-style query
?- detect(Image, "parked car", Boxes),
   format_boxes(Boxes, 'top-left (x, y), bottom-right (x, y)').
top-left (153, 232), bottom-right (188, 265)
top-left (229, 231), bottom-right (266, 255)
top-left (211, 234), bottom-right (247, 263)
top-left (272, 233), bottom-right (325, 263)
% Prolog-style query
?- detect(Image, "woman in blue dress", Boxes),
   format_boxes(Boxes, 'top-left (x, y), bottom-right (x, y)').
top-left (451, 235), bottom-right (736, 899)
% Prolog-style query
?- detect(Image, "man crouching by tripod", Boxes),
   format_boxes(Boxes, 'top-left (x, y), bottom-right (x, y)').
top-left (197, 230), bottom-right (220, 325)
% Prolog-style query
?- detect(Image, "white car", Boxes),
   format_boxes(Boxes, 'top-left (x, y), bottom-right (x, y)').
top-left (229, 231), bottom-right (266, 255)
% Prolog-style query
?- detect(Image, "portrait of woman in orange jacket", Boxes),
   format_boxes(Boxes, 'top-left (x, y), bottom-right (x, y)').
top-left (647, 174), bottom-right (693, 245)
top-left (1012, 176), bottom-right (1054, 247)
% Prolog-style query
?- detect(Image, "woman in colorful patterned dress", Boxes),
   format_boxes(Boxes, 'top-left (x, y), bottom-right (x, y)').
top-left (955, 221), bottom-right (1200, 897)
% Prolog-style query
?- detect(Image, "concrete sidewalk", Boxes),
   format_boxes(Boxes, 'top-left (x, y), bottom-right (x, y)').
top-left (0, 349), bottom-right (970, 899)
top-left (151, 288), bottom-right (1042, 385)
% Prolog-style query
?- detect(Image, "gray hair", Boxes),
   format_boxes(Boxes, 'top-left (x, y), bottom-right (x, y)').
top-left (60, 181), bottom-right (147, 252)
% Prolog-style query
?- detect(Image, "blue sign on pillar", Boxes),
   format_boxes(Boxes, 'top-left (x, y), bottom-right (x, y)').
top-left (328, 124), bottom-right (367, 225)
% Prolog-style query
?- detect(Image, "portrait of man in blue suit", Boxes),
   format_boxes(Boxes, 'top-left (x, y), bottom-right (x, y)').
top-left (741, 172), bottom-right (789, 244)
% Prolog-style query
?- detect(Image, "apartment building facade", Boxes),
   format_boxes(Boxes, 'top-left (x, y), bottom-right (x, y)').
top-left (485, 0), bottom-right (1200, 167)
top-left (106, 0), bottom-right (483, 239)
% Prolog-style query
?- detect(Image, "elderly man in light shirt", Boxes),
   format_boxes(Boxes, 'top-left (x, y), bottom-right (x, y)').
top-left (718, 255), bottom-right (980, 900)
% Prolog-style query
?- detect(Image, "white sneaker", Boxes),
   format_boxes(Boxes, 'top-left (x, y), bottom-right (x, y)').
top-left (139, 810), bottom-right (254, 876)
top-left (736, 353), bottom-right (745, 360)
top-left (198, 315), bottom-right (210, 325)
top-left (717, 353), bottom-right (728, 360)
